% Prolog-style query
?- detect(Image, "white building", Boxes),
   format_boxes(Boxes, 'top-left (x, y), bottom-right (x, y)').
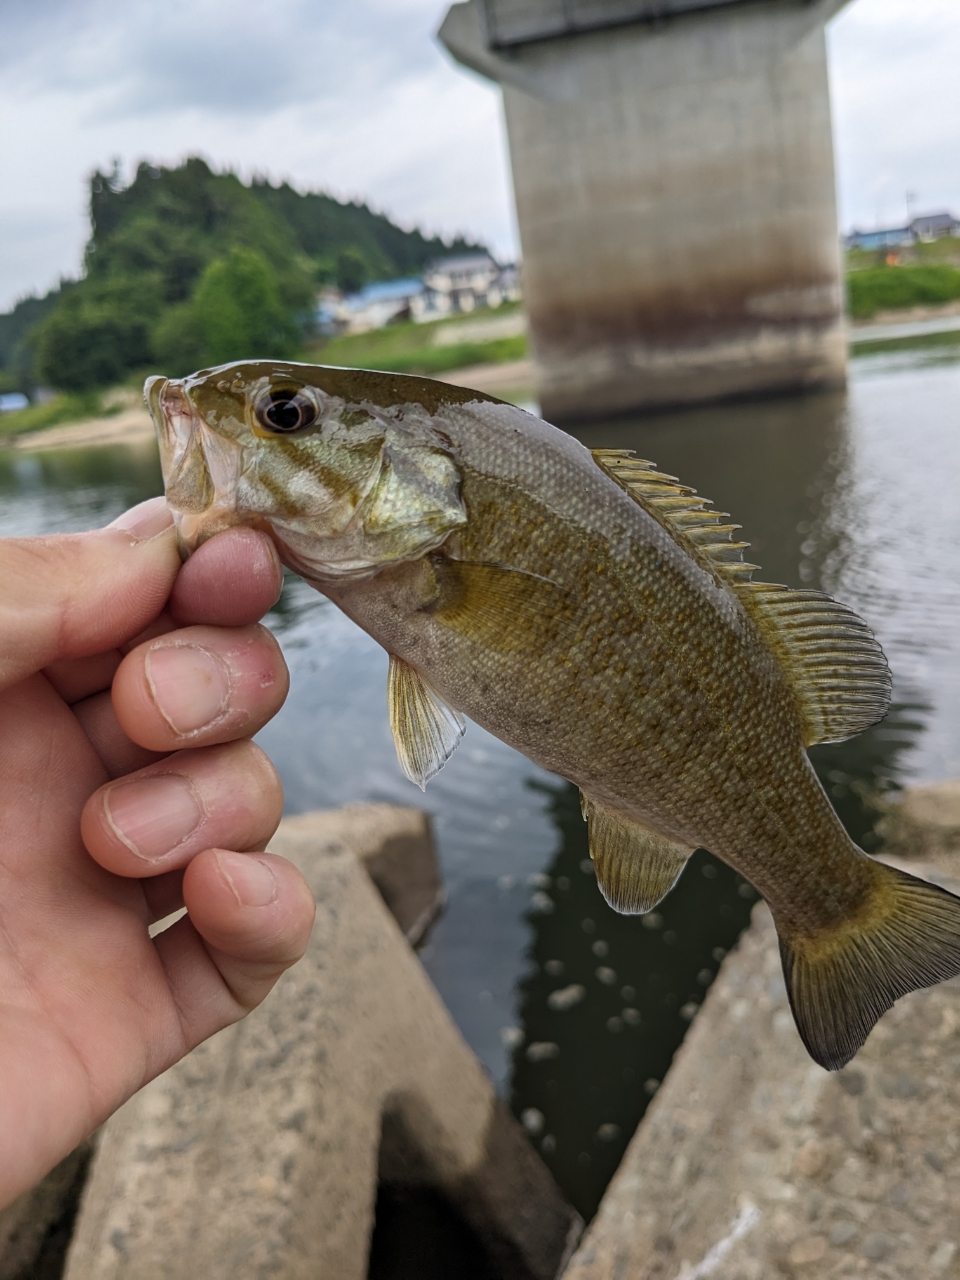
top-left (317, 279), bottom-right (425, 335)
top-left (315, 256), bottom-right (522, 335)
top-left (412, 254), bottom-right (521, 322)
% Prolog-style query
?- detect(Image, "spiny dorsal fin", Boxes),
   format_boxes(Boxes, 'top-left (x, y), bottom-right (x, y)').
top-left (591, 449), bottom-right (758, 581)
top-left (581, 793), bottom-right (694, 913)
top-left (590, 449), bottom-right (892, 746)
top-left (387, 655), bottom-right (465, 790)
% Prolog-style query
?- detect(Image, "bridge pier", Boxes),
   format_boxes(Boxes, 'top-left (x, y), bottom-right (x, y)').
top-left (440, 0), bottom-right (851, 422)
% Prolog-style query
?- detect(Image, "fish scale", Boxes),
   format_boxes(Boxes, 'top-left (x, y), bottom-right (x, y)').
top-left (147, 359), bottom-right (960, 1072)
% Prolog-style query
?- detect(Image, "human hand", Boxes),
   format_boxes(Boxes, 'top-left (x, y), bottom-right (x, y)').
top-left (0, 498), bottom-right (315, 1209)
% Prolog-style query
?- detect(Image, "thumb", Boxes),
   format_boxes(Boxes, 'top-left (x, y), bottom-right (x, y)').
top-left (0, 498), bottom-right (181, 695)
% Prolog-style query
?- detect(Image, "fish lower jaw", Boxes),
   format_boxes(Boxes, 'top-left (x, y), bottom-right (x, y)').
top-left (175, 507), bottom-right (271, 553)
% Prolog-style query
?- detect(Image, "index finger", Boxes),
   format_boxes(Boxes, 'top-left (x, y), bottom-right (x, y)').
top-left (0, 499), bottom-right (178, 697)
top-left (42, 524), bottom-right (283, 707)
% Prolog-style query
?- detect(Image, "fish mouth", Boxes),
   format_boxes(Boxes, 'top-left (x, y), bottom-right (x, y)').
top-left (143, 372), bottom-right (265, 557)
top-left (144, 374), bottom-right (168, 435)
top-left (144, 374), bottom-right (195, 466)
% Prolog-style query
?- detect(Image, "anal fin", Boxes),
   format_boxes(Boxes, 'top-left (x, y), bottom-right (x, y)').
top-left (388, 655), bottom-right (465, 790)
top-left (581, 794), bottom-right (694, 914)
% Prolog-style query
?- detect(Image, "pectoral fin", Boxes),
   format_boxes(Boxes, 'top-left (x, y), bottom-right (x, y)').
top-left (388, 655), bottom-right (465, 790)
top-left (581, 794), bottom-right (694, 914)
top-left (429, 557), bottom-right (572, 655)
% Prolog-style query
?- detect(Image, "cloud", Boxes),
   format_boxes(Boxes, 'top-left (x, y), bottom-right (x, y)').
top-left (828, 0), bottom-right (960, 231)
top-left (0, 0), bottom-right (515, 308)
top-left (3, 0), bottom-right (442, 116)
top-left (1, 0), bottom-right (958, 310)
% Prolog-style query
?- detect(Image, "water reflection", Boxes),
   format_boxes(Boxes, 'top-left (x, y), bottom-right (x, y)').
top-left (3, 343), bottom-right (960, 1222)
top-left (508, 782), bottom-right (757, 1219)
top-left (0, 442), bottom-right (162, 537)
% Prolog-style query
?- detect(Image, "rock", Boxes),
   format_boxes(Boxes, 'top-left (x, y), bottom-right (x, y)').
top-left (829, 1220), bottom-right (858, 1247)
top-left (878, 779), bottom-right (960, 869)
top-left (561, 854), bottom-right (960, 1280)
top-left (861, 1231), bottom-right (891, 1261)
top-left (63, 806), bottom-right (579, 1280)
top-left (788, 1234), bottom-right (827, 1265)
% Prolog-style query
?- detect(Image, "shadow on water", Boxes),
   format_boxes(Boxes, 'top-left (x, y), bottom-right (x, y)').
top-left (509, 782), bottom-right (758, 1221)
top-left (508, 381), bottom-right (937, 1220)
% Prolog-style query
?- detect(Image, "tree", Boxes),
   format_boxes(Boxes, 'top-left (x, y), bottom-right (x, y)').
top-left (6, 158), bottom-right (489, 391)
top-left (153, 248), bottom-right (298, 375)
top-left (34, 277), bottom-right (162, 392)
top-left (335, 248), bottom-right (370, 295)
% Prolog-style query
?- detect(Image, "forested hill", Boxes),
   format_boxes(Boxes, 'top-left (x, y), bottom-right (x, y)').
top-left (1, 157), bottom-right (484, 393)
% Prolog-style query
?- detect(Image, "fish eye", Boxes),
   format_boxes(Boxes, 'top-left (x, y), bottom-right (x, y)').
top-left (254, 388), bottom-right (318, 434)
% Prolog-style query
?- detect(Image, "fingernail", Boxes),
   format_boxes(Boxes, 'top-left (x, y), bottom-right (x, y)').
top-left (145, 643), bottom-right (231, 735)
top-left (109, 497), bottom-right (172, 541)
top-left (104, 774), bottom-right (204, 862)
top-left (216, 851), bottom-right (277, 907)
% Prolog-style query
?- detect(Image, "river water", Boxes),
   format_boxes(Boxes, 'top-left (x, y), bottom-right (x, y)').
top-left (3, 337), bottom-right (960, 1220)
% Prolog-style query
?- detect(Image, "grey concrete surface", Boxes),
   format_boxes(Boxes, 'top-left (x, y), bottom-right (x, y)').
top-left (440, 0), bottom-right (849, 422)
top-left (63, 806), bottom-right (579, 1280)
top-left (479, 0), bottom-right (761, 48)
top-left (879, 781), bottom-right (960, 870)
top-left (561, 782), bottom-right (960, 1279)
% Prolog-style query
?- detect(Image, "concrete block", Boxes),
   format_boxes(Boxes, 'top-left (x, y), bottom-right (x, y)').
top-left (879, 780), bottom-right (960, 872)
top-left (562, 853), bottom-right (960, 1279)
top-left (64, 806), bottom-right (578, 1280)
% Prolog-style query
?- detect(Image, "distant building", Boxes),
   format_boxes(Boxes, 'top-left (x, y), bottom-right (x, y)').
top-left (911, 212), bottom-right (960, 242)
top-left (318, 278), bottom-right (425, 336)
top-left (845, 226), bottom-right (913, 252)
top-left (316, 255), bottom-right (522, 335)
top-left (845, 212), bottom-right (959, 252)
top-left (412, 254), bottom-right (521, 322)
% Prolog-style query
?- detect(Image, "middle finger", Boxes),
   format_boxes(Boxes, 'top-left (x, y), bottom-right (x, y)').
top-left (112, 623), bottom-right (289, 753)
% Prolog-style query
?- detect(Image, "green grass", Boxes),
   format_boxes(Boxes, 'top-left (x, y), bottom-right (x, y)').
top-left (307, 308), bottom-right (528, 377)
top-left (846, 265), bottom-right (960, 320)
top-left (847, 238), bottom-right (960, 273)
top-left (0, 390), bottom-right (113, 440)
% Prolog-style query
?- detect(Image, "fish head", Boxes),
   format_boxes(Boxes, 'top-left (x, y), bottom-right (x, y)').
top-left (145, 360), bottom-right (469, 582)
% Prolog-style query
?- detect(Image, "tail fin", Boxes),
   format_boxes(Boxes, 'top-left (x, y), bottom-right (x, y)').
top-left (777, 862), bottom-right (960, 1071)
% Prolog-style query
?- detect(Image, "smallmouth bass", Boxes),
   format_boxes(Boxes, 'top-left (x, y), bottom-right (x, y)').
top-left (146, 360), bottom-right (960, 1070)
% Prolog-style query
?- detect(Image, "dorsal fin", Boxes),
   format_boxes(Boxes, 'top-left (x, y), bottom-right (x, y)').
top-left (591, 449), bottom-right (892, 746)
top-left (591, 449), bottom-right (758, 582)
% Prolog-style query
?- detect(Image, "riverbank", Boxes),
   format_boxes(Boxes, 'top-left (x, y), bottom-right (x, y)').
top-left (8, 298), bottom-right (960, 453)
top-left (7, 358), bottom-right (538, 453)
top-left (11, 405), bottom-right (157, 452)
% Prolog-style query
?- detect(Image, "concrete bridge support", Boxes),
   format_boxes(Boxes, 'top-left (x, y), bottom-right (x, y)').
top-left (440, 0), bottom-right (851, 422)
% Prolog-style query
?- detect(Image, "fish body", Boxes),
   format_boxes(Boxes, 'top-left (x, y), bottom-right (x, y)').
top-left (146, 360), bottom-right (960, 1069)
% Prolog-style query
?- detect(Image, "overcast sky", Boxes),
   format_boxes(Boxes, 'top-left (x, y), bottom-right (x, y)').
top-left (1, 0), bottom-right (958, 312)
